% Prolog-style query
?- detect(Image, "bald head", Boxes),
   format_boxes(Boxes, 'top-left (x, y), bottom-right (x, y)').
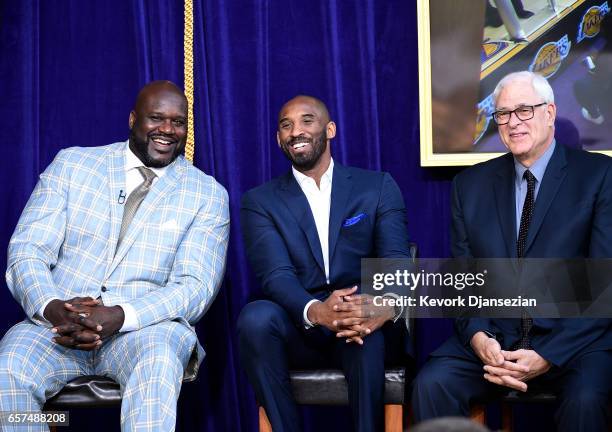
top-left (134, 80), bottom-right (187, 113)
top-left (278, 95), bottom-right (330, 124)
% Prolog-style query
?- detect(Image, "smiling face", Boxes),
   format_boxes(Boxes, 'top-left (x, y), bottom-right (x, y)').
top-left (128, 82), bottom-right (188, 168)
top-left (277, 96), bottom-right (336, 173)
top-left (495, 78), bottom-right (556, 167)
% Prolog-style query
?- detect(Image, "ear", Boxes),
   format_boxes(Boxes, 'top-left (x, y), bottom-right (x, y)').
top-left (326, 121), bottom-right (336, 139)
top-left (276, 131), bottom-right (281, 147)
top-left (546, 103), bottom-right (556, 127)
top-left (129, 111), bottom-right (136, 129)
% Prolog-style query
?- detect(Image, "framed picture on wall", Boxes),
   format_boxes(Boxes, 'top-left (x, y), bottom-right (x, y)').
top-left (418, 0), bottom-right (612, 166)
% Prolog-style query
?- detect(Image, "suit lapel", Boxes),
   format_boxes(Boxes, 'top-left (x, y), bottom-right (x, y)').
top-left (276, 171), bottom-right (325, 272)
top-left (525, 144), bottom-right (567, 253)
top-left (328, 164), bottom-right (352, 264)
top-left (106, 145), bottom-right (126, 269)
top-left (494, 154), bottom-right (517, 257)
top-left (108, 157), bottom-right (185, 274)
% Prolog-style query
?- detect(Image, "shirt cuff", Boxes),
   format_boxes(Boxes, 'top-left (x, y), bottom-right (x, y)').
top-left (118, 303), bottom-right (138, 332)
top-left (37, 298), bottom-right (56, 324)
top-left (303, 299), bottom-right (321, 329)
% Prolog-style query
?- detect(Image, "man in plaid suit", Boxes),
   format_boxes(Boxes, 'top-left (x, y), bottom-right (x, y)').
top-left (0, 81), bottom-right (230, 431)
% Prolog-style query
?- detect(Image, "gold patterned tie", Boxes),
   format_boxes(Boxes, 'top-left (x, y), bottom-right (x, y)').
top-left (116, 166), bottom-right (156, 249)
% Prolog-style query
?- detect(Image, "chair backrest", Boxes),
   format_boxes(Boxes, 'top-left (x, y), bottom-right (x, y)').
top-left (406, 242), bottom-right (418, 335)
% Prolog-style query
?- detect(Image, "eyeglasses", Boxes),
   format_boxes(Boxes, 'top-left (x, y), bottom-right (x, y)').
top-left (492, 102), bottom-right (547, 125)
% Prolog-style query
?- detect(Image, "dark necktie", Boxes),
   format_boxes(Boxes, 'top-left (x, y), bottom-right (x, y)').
top-left (516, 169), bottom-right (535, 349)
top-left (117, 166), bottom-right (156, 249)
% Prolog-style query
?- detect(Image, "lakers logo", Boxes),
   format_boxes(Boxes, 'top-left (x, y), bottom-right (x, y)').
top-left (473, 94), bottom-right (495, 144)
top-left (529, 35), bottom-right (571, 79)
top-left (577, 2), bottom-right (610, 43)
top-left (474, 108), bottom-right (488, 144)
top-left (481, 42), bottom-right (510, 63)
top-left (483, 43), bottom-right (499, 57)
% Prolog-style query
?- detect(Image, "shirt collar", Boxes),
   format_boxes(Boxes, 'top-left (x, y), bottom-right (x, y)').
top-left (125, 140), bottom-right (169, 178)
top-left (514, 139), bottom-right (555, 185)
top-left (292, 158), bottom-right (334, 188)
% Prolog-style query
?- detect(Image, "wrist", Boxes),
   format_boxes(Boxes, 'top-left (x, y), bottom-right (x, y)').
top-left (307, 302), bottom-right (321, 326)
top-left (43, 299), bottom-right (63, 323)
top-left (110, 305), bottom-right (125, 333)
top-left (470, 331), bottom-right (489, 351)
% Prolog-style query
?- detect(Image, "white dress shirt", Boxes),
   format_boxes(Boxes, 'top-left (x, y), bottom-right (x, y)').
top-left (292, 159), bottom-right (334, 327)
top-left (38, 141), bottom-right (169, 332)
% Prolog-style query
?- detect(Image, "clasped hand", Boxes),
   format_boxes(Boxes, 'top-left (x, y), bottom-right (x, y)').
top-left (307, 286), bottom-right (394, 345)
top-left (471, 331), bottom-right (551, 392)
top-left (43, 297), bottom-right (125, 351)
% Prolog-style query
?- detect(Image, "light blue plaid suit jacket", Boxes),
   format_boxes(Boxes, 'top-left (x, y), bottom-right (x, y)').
top-left (6, 141), bottom-right (230, 379)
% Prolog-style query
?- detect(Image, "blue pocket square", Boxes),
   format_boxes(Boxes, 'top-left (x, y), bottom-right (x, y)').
top-left (343, 213), bottom-right (366, 227)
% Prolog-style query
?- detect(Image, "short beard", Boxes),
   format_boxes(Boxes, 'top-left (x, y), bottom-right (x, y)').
top-left (129, 130), bottom-right (184, 168)
top-left (281, 130), bottom-right (327, 171)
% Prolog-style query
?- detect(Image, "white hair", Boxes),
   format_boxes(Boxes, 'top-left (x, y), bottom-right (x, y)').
top-left (493, 71), bottom-right (555, 106)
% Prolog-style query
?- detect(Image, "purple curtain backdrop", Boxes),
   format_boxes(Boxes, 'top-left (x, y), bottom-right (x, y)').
top-left (0, 1), bottom-right (467, 430)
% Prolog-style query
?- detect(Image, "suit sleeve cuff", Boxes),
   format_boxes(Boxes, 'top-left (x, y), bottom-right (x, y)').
top-left (458, 319), bottom-right (492, 346)
top-left (303, 299), bottom-right (321, 329)
top-left (118, 303), bottom-right (138, 332)
top-left (482, 330), bottom-right (496, 339)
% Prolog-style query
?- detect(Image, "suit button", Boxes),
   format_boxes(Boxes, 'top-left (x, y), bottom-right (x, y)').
top-left (101, 286), bottom-right (108, 292)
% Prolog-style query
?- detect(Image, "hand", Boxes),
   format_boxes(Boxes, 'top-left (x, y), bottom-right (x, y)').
top-left (44, 297), bottom-right (100, 327)
top-left (52, 325), bottom-right (102, 351)
top-left (483, 349), bottom-right (550, 392)
top-left (307, 286), bottom-right (358, 331)
top-left (471, 331), bottom-right (504, 367)
top-left (44, 297), bottom-right (103, 350)
top-left (335, 294), bottom-right (394, 344)
top-left (64, 303), bottom-right (125, 340)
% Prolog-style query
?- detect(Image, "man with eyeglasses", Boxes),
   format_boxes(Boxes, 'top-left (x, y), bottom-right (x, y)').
top-left (412, 71), bottom-right (612, 431)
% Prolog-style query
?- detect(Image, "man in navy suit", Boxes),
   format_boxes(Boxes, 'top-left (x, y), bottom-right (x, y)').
top-left (412, 71), bottom-right (612, 431)
top-left (238, 95), bottom-right (412, 432)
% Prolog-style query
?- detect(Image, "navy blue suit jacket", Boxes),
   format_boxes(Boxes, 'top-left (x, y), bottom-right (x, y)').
top-left (434, 144), bottom-right (612, 367)
top-left (241, 163), bottom-right (412, 347)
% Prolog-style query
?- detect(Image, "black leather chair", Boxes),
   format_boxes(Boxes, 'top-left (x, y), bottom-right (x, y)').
top-left (44, 376), bottom-right (121, 432)
top-left (259, 243), bottom-right (418, 432)
top-left (45, 375), bottom-right (122, 408)
top-left (44, 368), bottom-right (406, 432)
top-left (259, 368), bottom-right (406, 432)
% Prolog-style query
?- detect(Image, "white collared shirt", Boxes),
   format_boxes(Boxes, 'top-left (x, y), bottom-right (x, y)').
top-left (292, 159), bottom-right (334, 326)
top-left (124, 141), bottom-right (168, 196)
